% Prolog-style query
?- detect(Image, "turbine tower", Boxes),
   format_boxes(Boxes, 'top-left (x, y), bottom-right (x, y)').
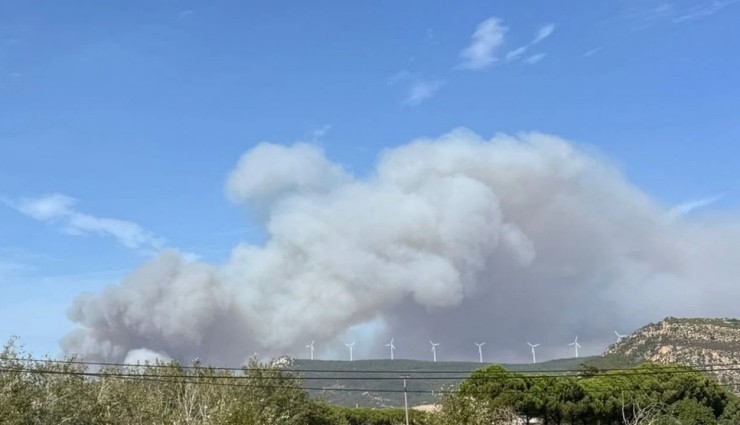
top-left (429, 340), bottom-right (440, 362)
top-left (345, 342), bottom-right (355, 362)
top-left (385, 338), bottom-right (396, 360)
top-left (527, 342), bottom-right (540, 364)
top-left (615, 330), bottom-right (627, 343)
top-left (306, 340), bottom-right (315, 360)
top-left (474, 342), bottom-right (486, 363)
top-left (569, 336), bottom-right (581, 358)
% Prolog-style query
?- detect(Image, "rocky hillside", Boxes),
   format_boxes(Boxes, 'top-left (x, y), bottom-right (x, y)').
top-left (596, 317), bottom-right (740, 391)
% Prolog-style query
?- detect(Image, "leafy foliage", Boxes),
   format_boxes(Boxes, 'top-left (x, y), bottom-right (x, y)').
top-left (444, 362), bottom-right (738, 424)
top-left (1, 339), bottom-right (430, 425)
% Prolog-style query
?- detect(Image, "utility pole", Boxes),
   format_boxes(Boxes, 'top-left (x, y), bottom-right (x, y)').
top-left (401, 374), bottom-right (410, 425)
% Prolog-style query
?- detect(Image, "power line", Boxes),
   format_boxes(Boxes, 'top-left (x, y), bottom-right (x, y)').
top-left (6, 356), bottom-right (740, 376)
top-left (3, 365), bottom-right (736, 396)
top-left (3, 357), bottom-right (740, 381)
top-left (2, 363), bottom-right (736, 387)
top-left (0, 365), bottom-right (436, 394)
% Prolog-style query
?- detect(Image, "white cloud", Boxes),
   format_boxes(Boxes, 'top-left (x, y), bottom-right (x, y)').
top-left (667, 194), bottom-right (724, 220)
top-left (533, 23), bottom-right (556, 44)
top-left (7, 194), bottom-right (166, 254)
top-left (582, 47), bottom-right (603, 57)
top-left (621, 1), bottom-right (674, 25)
top-left (673, 0), bottom-right (739, 22)
top-left (62, 129), bottom-right (740, 364)
top-left (458, 17), bottom-right (508, 70)
top-left (10, 193), bottom-right (76, 221)
top-left (505, 46), bottom-right (527, 62)
top-left (504, 23), bottom-right (556, 64)
top-left (225, 143), bottom-right (349, 204)
top-left (620, 0), bottom-right (739, 26)
top-left (308, 124), bottom-right (332, 142)
top-left (388, 72), bottom-right (443, 106)
top-left (64, 214), bottom-right (165, 251)
top-left (524, 53), bottom-right (546, 64)
top-left (405, 80), bottom-right (443, 106)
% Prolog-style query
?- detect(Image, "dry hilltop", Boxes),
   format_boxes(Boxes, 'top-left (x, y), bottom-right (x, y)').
top-left (594, 317), bottom-right (740, 392)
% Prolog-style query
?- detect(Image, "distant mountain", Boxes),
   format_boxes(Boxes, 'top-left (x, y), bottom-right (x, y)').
top-left (289, 317), bottom-right (740, 408)
top-left (589, 317), bottom-right (740, 391)
top-left (291, 357), bottom-right (593, 408)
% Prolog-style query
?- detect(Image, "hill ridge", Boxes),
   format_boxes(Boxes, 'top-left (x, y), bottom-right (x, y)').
top-left (598, 316), bottom-right (740, 391)
top-left (290, 357), bottom-right (593, 407)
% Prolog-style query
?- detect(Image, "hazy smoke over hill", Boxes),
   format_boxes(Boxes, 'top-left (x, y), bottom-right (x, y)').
top-left (61, 129), bottom-right (740, 364)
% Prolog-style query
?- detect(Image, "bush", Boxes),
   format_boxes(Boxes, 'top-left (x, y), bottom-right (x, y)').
top-left (0, 338), bottom-right (350, 425)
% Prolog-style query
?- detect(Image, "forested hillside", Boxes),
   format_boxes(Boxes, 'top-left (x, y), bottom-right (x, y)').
top-left (292, 357), bottom-right (594, 407)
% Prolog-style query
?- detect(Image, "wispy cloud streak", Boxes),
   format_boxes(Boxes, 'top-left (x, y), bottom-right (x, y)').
top-left (582, 47), bottom-right (603, 58)
top-left (673, 0), bottom-right (740, 22)
top-left (389, 72), bottom-right (444, 106)
top-left (524, 53), bottom-right (546, 64)
top-left (405, 80), bottom-right (444, 105)
top-left (458, 17), bottom-right (508, 70)
top-left (667, 194), bottom-right (724, 220)
top-left (5, 194), bottom-right (166, 254)
top-left (620, 0), bottom-right (739, 26)
top-left (504, 23), bottom-right (555, 64)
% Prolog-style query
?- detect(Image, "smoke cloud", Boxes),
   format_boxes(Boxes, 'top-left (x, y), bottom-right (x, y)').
top-left (61, 129), bottom-right (740, 364)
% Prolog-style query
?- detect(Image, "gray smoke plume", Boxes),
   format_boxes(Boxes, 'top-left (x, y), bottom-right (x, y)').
top-left (61, 129), bottom-right (740, 364)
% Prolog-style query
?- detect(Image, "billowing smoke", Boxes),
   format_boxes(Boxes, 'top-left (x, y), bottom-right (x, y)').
top-left (61, 129), bottom-right (740, 364)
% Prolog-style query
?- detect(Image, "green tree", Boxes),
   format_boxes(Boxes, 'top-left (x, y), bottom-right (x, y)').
top-left (668, 398), bottom-right (717, 425)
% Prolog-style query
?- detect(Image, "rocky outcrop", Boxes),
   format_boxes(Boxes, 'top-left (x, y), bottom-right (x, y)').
top-left (602, 317), bottom-right (740, 392)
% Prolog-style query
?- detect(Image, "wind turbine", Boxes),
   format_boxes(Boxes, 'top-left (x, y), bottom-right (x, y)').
top-left (345, 342), bottom-right (355, 361)
top-left (429, 340), bottom-right (440, 362)
top-left (569, 336), bottom-right (581, 358)
top-left (474, 342), bottom-right (486, 363)
top-left (306, 340), bottom-right (315, 360)
top-left (527, 342), bottom-right (540, 364)
top-left (385, 338), bottom-right (396, 360)
top-left (615, 330), bottom-right (627, 343)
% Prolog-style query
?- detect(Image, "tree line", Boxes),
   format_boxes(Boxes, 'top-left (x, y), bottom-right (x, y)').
top-left (445, 364), bottom-right (740, 424)
top-left (3, 338), bottom-right (740, 424)
top-left (0, 338), bottom-right (429, 425)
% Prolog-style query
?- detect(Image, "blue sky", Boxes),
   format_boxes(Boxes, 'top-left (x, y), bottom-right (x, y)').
top-left (1, 0), bottom-right (739, 356)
